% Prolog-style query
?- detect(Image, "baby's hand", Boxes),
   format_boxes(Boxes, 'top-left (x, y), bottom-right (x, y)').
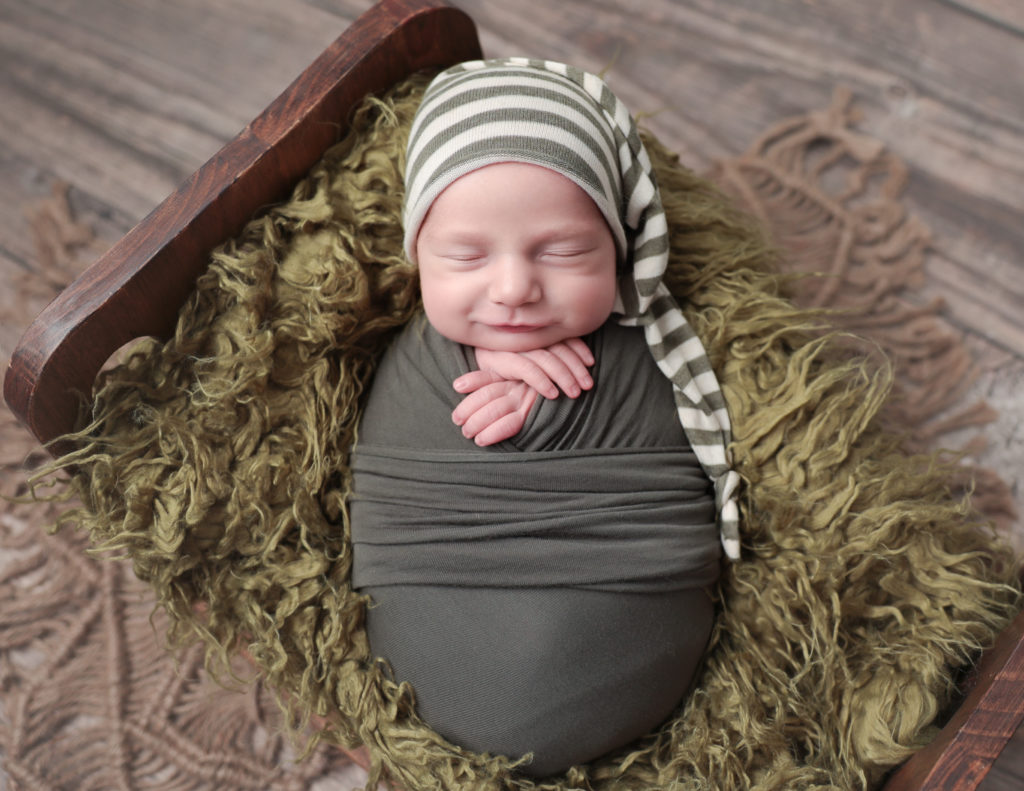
top-left (451, 376), bottom-right (540, 446)
top-left (451, 338), bottom-right (595, 446)
top-left (455, 338), bottom-right (595, 400)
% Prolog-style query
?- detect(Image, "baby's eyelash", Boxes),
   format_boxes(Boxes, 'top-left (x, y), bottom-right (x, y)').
top-left (540, 248), bottom-right (594, 259)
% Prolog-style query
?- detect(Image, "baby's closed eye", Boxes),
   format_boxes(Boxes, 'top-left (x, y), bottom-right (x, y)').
top-left (536, 244), bottom-right (602, 264)
top-left (541, 248), bottom-right (592, 258)
top-left (440, 249), bottom-right (487, 265)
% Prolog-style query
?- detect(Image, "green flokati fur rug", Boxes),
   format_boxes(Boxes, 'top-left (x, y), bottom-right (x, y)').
top-left (52, 75), bottom-right (1020, 790)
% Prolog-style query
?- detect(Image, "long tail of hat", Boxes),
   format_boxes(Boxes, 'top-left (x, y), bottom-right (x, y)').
top-left (430, 58), bottom-right (741, 560)
top-left (626, 286), bottom-right (742, 561)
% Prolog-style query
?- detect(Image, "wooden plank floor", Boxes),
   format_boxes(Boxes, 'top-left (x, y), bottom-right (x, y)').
top-left (1, 0), bottom-right (1021, 787)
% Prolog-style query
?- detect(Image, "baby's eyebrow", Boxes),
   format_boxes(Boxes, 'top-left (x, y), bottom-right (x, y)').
top-left (421, 224), bottom-right (485, 239)
top-left (419, 228), bottom-right (484, 246)
top-left (535, 225), bottom-right (607, 243)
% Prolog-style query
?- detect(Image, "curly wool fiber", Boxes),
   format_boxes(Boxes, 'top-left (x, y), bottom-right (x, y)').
top-left (51, 75), bottom-right (1018, 790)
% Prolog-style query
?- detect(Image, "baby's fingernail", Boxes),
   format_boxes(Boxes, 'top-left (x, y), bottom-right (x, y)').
top-left (581, 375), bottom-right (593, 389)
top-left (567, 386), bottom-right (580, 398)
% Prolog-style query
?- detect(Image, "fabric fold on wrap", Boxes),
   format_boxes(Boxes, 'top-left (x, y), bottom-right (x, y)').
top-left (351, 446), bottom-right (721, 593)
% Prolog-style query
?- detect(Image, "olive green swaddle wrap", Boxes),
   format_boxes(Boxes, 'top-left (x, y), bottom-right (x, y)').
top-left (350, 317), bottom-right (719, 775)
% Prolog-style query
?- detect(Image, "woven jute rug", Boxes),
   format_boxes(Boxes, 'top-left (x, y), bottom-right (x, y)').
top-left (0, 90), bottom-right (1016, 790)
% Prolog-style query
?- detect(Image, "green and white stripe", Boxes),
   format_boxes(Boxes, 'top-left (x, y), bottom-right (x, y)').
top-left (404, 58), bottom-right (741, 560)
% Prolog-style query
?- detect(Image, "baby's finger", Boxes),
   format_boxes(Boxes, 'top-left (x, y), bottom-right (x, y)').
top-left (459, 395), bottom-right (517, 438)
top-left (472, 390), bottom-right (537, 446)
top-left (563, 337), bottom-right (595, 367)
top-left (546, 341), bottom-right (594, 391)
top-left (453, 369), bottom-right (503, 394)
top-left (474, 350), bottom-right (558, 399)
top-left (522, 348), bottom-right (583, 398)
top-left (451, 382), bottom-right (511, 426)
top-left (501, 356), bottom-right (558, 399)
top-left (511, 359), bottom-right (559, 399)
top-left (472, 413), bottom-right (525, 446)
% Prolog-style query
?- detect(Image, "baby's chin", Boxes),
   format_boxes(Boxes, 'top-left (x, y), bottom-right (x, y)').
top-left (466, 328), bottom-right (578, 353)
top-left (428, 315), bottom-right (604, 352)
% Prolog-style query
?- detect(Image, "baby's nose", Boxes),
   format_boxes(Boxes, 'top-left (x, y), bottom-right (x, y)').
top-left (490, 256), bottom-right (541, 305)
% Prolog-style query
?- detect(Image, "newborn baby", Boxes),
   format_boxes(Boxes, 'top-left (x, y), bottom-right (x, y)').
top-left (349, 58), bottom-right (740, 776)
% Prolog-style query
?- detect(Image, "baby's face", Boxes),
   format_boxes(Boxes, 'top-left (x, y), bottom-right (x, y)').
top-left (416, 162), bottom-right (618, 352)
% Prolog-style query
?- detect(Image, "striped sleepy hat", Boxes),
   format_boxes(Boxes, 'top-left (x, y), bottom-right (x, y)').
top-left (403, 58), bottom-right (741, 560)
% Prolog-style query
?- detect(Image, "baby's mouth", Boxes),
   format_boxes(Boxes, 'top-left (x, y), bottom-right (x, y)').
top-left (487, 323), bottom-right (546, 333)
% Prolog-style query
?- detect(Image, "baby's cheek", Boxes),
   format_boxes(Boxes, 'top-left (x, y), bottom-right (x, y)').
top-left (419, 286), bottom-right (459, 339)
top-left (567, 276), bottom-right (617, 331)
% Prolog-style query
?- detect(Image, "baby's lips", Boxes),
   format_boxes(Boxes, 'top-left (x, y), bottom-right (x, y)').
top-left (486, 323), bottom-right (546, 333)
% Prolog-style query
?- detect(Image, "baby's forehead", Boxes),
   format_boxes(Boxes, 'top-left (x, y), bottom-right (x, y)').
top-left (421, 162), bottom-right (613, 234)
